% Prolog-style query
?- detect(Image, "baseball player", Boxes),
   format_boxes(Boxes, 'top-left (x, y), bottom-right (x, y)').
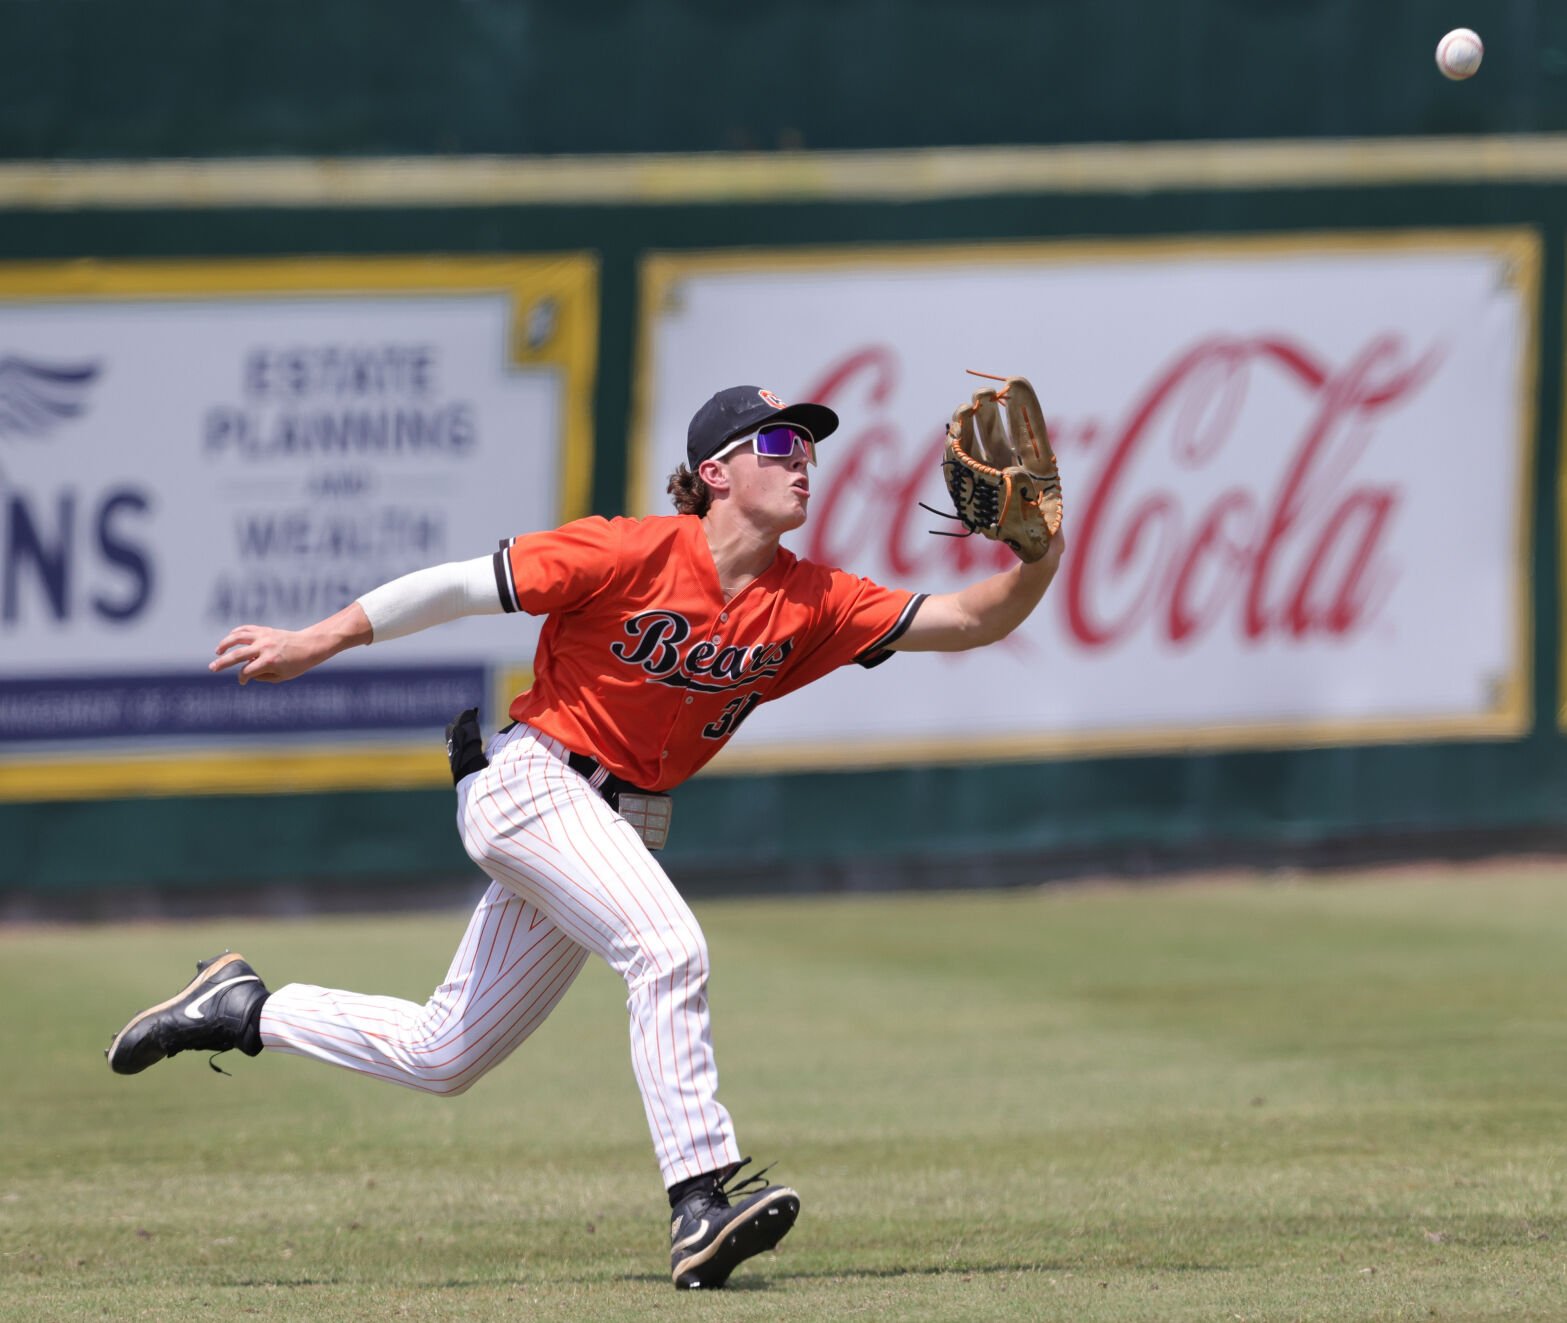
top-left (106, 383), bottom-right (1065, 1290)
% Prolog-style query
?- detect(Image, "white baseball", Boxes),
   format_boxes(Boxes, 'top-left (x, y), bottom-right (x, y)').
top-left (1436, 28), bottom-right (1483, 80)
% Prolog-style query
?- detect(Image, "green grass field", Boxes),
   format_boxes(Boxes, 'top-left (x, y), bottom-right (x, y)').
top-left (3, 866), bottom-right (1565, 1321)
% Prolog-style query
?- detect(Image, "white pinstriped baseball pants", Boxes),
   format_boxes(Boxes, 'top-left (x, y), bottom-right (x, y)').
top-left (258, 724), bottom-right (741, 1187)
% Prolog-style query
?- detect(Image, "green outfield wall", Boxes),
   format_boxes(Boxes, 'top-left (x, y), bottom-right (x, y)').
top-left (4, 1), bottom-right (1567, 901)
top-left (3, 0), bottom-right (1567, 156)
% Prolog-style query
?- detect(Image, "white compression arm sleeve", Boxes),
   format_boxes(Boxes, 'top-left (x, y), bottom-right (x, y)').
top-left (356, 555), bottom-right (504, 642)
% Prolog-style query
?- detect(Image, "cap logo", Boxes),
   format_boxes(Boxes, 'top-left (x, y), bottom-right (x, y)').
top-left (758, 389), bottom-right (785, 408)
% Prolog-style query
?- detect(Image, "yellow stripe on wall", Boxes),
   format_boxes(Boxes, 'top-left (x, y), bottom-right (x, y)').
top-left (1, 136), bottom-right (1566, 211)
top-left (0, 747), bottom-right (450, 801)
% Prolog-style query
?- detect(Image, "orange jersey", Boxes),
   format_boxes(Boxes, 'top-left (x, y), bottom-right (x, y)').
top-left (493, 514), bottom-right (924, 791)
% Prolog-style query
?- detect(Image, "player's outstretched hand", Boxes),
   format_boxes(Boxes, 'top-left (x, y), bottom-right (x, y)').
top-left (211, 624), bottom-right (326, 685)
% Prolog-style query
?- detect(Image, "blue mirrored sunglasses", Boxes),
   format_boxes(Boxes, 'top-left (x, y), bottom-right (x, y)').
top-left (713, 423), bottom-right (816, 466)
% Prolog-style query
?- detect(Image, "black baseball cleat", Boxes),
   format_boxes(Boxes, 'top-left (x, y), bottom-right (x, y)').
top-left (105, 951), bottom-right (270, 1075)
top-left (669, 1160), bottom-right (800, 1290)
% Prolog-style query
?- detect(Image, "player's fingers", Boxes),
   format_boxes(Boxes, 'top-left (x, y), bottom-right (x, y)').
top-left (211, 630), bottom-right (262, 667)
top-left (239, 655), bottom-right (286, 685)
top-left (211, 636), bottom-right (269, 669)
top-left (213, 625), bottom-right (260, 652)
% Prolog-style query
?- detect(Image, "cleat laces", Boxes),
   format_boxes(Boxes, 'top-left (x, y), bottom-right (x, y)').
top-left (711, 1157), bottom-right (774, 1204)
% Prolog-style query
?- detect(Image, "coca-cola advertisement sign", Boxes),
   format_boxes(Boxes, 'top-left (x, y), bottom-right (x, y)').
top-left (634, 235), bottom-right (1536, 769)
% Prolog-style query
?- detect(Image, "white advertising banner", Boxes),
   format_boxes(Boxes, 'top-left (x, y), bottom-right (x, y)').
top-left (633, 233), bottom-right (1536, 770)
top-left (0, 256), bottom-right (598, 799)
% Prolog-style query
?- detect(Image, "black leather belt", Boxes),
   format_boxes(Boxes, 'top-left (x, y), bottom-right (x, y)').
top-left (565, 750), bottom-right (658, 811)
top-left (455, 712), bottom-right (655, 808)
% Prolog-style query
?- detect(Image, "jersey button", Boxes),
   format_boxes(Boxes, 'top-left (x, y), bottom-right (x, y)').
top-left (662, 750), bottom-right (670, 758)
top-left (684, 696), bottom-right (693, 705)
top-left (719, 612), bottom-right (729, 622)
top-left (710, 635), bottom-right (722, 644)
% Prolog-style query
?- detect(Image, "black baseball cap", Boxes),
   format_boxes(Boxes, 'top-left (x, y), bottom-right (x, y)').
top-left (686, 385), bottom-right (840, 468)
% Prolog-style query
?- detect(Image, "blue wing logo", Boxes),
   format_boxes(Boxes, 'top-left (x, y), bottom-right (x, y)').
top-left (0, 357), bottom-right (102, 438)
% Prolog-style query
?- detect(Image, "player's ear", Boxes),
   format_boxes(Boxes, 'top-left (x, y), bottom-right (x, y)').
top-left (697, 457), bottom-right (731, 492)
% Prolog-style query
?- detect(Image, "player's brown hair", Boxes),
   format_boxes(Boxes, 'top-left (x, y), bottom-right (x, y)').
top-left (667, 464), bottom-right (712, 517)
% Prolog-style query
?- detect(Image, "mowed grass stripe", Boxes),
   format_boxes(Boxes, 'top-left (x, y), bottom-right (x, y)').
top-left (1, 869), bottom-right (1564, 1321)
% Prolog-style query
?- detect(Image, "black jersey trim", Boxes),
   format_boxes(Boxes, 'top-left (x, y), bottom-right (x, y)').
top-left (854, 592), bottom-right (928, 669)
top-left (493, 540), bottom-right (521, 614)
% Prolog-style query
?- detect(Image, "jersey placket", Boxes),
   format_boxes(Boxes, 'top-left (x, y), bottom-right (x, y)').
top-left (659, 590), bottom-right (751, 769)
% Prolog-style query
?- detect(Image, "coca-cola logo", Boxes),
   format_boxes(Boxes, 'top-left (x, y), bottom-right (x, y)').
top-left (801, 335), bottom-right (1439, 651)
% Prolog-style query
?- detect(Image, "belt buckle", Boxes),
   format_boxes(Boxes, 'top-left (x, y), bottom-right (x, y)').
top-left (616, 792), bottom-right (672, 851)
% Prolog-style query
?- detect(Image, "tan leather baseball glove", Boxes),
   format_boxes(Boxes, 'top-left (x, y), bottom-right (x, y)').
top-left (939, 373), bottom-right (1063, 563)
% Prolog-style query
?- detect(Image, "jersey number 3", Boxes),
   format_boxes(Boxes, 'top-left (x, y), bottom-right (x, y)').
top-left (703, 692), bottom-right (762, 740)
